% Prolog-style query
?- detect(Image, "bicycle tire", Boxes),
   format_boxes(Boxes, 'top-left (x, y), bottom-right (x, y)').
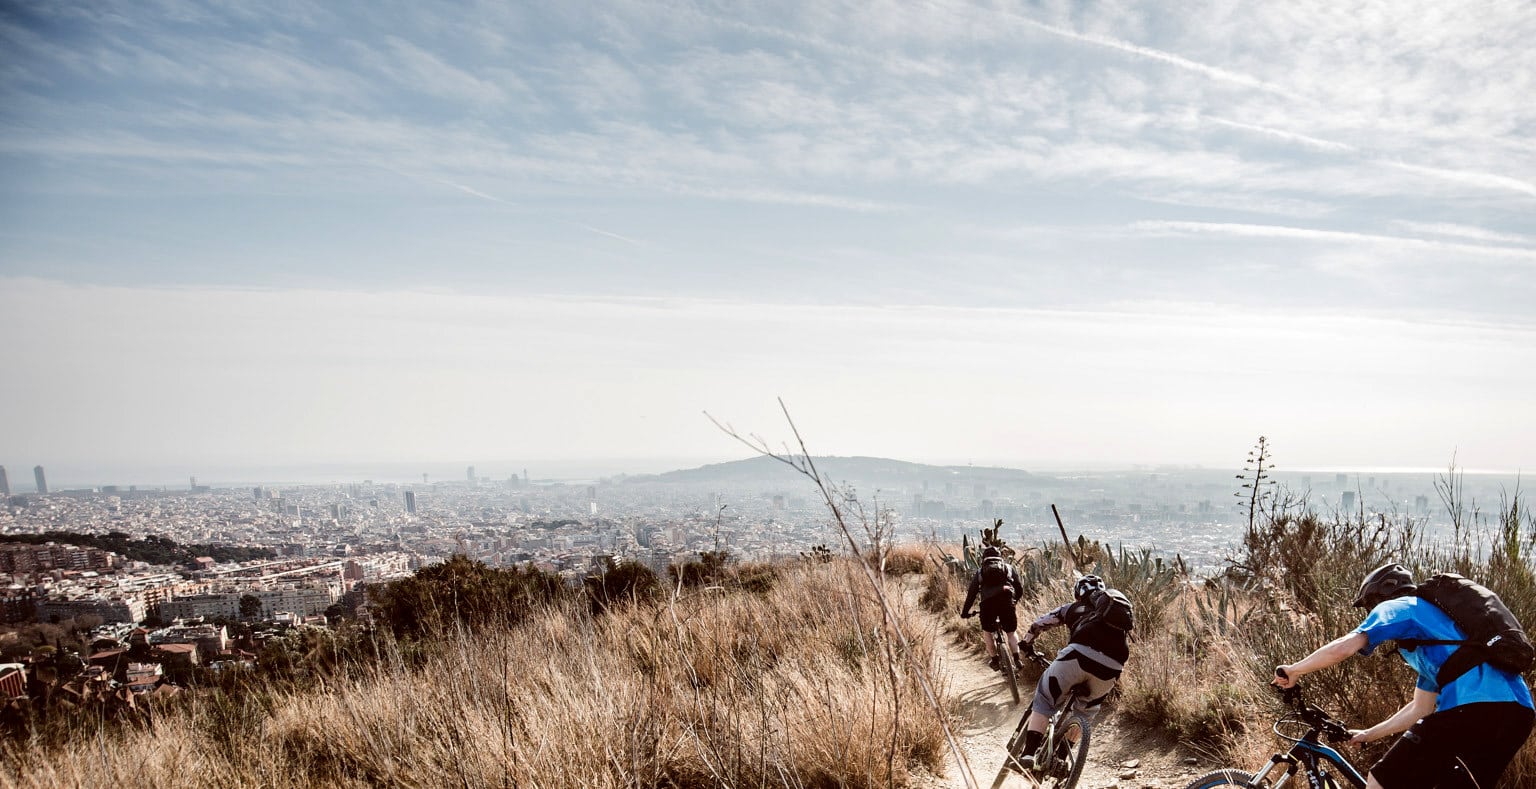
top-left (1000, 649), bottom-right (1021, 704)
top-left (1039, 711), bottom-right (1091, 789)
top-left (1181, 769), bottom-right (1260, 789)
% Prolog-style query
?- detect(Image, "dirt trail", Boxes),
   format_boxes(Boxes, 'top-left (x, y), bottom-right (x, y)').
top-left (909, 595), bottom-right (1214, 789)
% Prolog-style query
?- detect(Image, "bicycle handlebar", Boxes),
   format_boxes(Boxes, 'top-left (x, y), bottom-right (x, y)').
top-left (1273, 679), bottom-right (1352, 744)
top-left (1021, 646), bottom-right (1051, 669)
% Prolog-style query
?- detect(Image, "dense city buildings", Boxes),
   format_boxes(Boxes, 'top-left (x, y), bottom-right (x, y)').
top-left (0, 457), bottom-right (1493, 618)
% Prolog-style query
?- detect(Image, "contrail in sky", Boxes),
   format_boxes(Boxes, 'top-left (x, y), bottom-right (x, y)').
top-left (1001, 11), bottom-right (1302, 99)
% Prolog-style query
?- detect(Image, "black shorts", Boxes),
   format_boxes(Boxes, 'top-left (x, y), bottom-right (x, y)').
top-left (1372, 702), bottom-right (1534, 789)
top-left (978, 595), bottom-right (1017, 633)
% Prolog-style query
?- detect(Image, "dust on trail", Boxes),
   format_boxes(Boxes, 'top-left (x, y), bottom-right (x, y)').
top-left (907, 589), bottom-right (1216, 789)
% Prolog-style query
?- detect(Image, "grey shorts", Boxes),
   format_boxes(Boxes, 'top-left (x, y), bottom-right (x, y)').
top-left (1030, 652), bottom-right (1118, 720)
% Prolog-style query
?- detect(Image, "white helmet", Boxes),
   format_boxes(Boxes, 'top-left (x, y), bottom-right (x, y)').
top-left (1074, 574), bottom-right (1105, 601)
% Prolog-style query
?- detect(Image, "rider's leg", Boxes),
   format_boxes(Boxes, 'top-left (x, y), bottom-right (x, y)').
top-left (1018, 710), bottom-right (1047, 765)
top-left (1004, 629), bottom-right (1021, 661)
top-left (1364, 776), bottom-right (1385, 789)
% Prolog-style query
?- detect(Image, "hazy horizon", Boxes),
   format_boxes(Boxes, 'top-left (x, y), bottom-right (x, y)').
top-left (3, 453), bottom-right (1526, 492)
top-left (2, 1), bottom-right (1531, 475)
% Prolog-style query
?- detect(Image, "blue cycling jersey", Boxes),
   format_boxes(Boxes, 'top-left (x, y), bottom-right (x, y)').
top-left (1353, 596), bottom-right (1533, 712)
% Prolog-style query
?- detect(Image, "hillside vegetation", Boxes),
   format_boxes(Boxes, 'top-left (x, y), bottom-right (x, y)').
top-left (0, 530), bottom-right (274, 566)
top-left (2, 555), bottom-right (948, 788)
top-left (6, 461), bottom-right (1535, 787)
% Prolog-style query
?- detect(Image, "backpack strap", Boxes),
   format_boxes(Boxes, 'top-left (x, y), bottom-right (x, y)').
top-left (1395, 638), bottom-right (1468, 649)
top-left (1394, 638), bottom-right (1484, 688)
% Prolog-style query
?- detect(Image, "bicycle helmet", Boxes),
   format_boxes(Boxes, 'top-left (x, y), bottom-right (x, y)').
top-left (981, 546), bottom-right (1001, 560)
top-left (1073, 574), bottom-right (1105, 601)
top-left (1353, 563), bottom-right (1415, 609)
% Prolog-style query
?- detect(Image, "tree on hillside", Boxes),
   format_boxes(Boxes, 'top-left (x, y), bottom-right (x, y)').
top-left (239, 594), bottom-right (263, 621)
top-left (584, 558), bottom-right (661, 615)
top-left (368, 556), bottom-right (568, 639)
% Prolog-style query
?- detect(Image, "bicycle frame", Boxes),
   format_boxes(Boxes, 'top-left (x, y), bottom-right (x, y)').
top-left (1247, 735), bottom-right (1367, 788)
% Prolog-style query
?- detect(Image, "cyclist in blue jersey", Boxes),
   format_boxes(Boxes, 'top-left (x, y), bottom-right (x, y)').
top-left (1273, 563), bottom-right (1534, 789)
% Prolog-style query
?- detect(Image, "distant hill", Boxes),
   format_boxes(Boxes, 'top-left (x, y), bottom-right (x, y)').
top-left (630, 455), bottom-right (1044, 487)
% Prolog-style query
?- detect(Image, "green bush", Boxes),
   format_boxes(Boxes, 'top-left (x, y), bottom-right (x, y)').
top-left (584, 558), bottom-right (662, 615)
top-left (368, 555), bottom-right (569, 639)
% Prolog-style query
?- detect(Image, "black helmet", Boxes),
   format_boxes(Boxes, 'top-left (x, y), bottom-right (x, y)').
top-left (1354, 563), bottom-right (1415, 609)
top-left (1074, 574), bottom-right (1105, 601)
top-left (981, 546), bottom-right (1001, 560)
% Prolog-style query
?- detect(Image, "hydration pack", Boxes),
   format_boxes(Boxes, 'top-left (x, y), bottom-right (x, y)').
top-left (980, 557), bottom-right (1011, 594)
top-left (1073, 588), bottom-right (1134, 635)
top-left (1396, 573), bottom-right (1534, 687)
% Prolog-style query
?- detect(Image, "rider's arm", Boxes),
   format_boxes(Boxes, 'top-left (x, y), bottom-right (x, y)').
top-left (1350, 688), bottom-right (1436, 744)
top-left (1023, 603), bottom-right (1071, 642)
top-left (1273, 632), bottom-right (1369, 688)
top-left (960, 574), bottom-right (980, 617)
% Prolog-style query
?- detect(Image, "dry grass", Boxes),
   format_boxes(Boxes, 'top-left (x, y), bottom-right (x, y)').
top-left (880, 543), bottom-right (931, 577)
top-left (1, 561), bottom-right (948, 789)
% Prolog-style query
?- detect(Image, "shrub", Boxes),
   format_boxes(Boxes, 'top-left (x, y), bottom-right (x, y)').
top-left (584, 558), bottom-right (662, 615)
top-left (879, 543), bottom-right (928, 576)
top-left (368, 556), bottom-right (569, 639)
top-left (669, 549), bottom-right (733, 588)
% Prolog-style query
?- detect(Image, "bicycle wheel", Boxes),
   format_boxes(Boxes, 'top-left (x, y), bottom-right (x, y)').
top-left (1039, 711), bottom-right (1091, 789)
top-left (1000, 649), bottom-right (1021, 704)
top-left (1182, 769), bottom-right (1260, 788)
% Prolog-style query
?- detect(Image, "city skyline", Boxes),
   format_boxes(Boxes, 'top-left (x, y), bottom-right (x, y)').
top-left (2, 1), bottom-right (1533, 473)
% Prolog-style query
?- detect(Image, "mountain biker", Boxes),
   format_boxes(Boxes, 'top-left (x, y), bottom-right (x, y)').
top-left (960, 546), bottom-right (1026, 672)
top-left (1273, 562), bottom-right (1535, 789)
top-left (1014, 574), bottom-right (1131, 771)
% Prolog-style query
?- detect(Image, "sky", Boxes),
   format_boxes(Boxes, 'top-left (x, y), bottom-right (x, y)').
top-left (1, 0), bottom-right (1534, 481)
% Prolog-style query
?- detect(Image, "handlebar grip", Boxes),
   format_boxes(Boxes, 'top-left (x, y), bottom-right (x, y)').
top-left (1275, 667), bottom-right (1290, 680)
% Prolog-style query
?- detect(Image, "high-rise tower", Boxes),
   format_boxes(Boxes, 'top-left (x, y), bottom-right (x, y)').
top-left (0, 466), bottom-right (8, 497)
top-left (405, 490), bottom-right (417, 515)
top-left (33, 466), bottom-right (47, 494)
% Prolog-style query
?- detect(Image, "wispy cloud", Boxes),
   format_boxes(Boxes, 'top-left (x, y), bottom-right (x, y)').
top-left (1391, 221), bottom-right (1534, 246)
top-left (435, 179), bottom-right (511, 204)
top-left (1383, 161), bottom-right (1536, 199)
top-left (351, 36), bottom-right (513, 106)
top-left (1203, 117), bottom-right (1355, 154)
top-left (1130, 220), bottom-right (1536, 262)
top-left (998, 9), bottom-right (1301, 98)
top-left (581, 225), bottom-right (643, 245)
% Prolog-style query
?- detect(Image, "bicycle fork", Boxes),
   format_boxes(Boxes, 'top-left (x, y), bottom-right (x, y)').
top-left (1249, 753), bottom-right (1301, 787)
top-left (1248, 754), bottom-right (1345, 789)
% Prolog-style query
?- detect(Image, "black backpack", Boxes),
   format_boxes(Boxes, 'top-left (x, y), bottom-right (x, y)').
top-left (1073, 588), bottom-right (1134, 634)
top-left (980, 557), bottom-right (1011, 593)
top-left (1396, 573), bottom-right (1534, 688)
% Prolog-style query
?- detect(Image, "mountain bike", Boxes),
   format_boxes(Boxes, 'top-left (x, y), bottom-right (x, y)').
top-left (1183, 671), bottom-right (1367, 789)
top-left (991, 648), bottom-right (1091, 789)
